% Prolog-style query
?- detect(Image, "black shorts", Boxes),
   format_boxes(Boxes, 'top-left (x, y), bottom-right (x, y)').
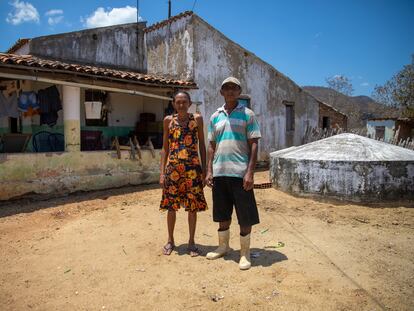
top-left (212, 177), bottom-right (260, 227)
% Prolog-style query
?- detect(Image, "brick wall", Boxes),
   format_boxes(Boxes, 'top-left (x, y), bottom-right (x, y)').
top-left (319, 102), bottom-right (348, 130)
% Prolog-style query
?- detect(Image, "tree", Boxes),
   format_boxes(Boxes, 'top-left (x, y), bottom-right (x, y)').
top-left (325, 75), bottom-right (354, 106)
top-left (372, 55), bottom-right (414, 117)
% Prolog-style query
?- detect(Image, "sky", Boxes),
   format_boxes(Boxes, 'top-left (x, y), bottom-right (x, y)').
top-left (0, 0), bottom-right (413, 96)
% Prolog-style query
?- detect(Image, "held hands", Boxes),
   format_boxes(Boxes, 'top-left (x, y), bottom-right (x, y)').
top-left (243, 171), bottom-right (254, 191)
top-left (205, 171), bottom-right (213, 188)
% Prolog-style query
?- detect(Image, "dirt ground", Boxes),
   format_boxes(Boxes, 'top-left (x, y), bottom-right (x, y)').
top-left (0, 170), bottom-right (413, 311)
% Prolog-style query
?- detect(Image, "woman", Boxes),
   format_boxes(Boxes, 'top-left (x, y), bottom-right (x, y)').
top-left (159, 91), bottom-right (207, 257)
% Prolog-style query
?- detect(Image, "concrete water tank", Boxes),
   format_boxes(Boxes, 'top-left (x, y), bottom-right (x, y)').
top-left (269, 133), bottom-right (414, 202)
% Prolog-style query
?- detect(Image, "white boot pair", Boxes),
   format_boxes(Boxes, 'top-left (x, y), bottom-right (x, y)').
top-left (206, 229), bottom-right (251, 270)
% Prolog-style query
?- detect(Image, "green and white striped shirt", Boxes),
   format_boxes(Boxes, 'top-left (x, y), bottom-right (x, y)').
top-left (208, 103), bottom-right (261, 178)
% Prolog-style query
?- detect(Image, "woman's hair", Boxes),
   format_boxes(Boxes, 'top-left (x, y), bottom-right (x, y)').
top-left (172, 90), bottom-right (191, 103)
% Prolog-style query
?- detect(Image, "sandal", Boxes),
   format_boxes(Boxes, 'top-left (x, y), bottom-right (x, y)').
top-left (163, 242), bottom-right (175, 255)
top-left (187, 245), bottom-right (200, 257)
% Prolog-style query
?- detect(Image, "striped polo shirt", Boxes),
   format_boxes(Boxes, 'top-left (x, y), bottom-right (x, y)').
top-left (208, 103), bottom-right (261, 178)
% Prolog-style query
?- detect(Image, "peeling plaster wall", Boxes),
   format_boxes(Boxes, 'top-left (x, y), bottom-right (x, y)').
top-left (191, 17), bottom-right (319, 160)
top-left (270, 157), bottom-right (414, 202)
top-left (0, 150), bottom-right (160, 201)
top-left (146, 15), bottom-right (319, 160)
top-left (145, 15), bottom-right (194, 80)
top-left (30, 23), bottom-right (147, 72)
top-left (269, 134), bottom-right (414, 202)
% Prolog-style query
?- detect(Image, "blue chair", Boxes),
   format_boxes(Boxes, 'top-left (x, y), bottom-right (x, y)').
top-left (32, 131), bottom-right (65, 152)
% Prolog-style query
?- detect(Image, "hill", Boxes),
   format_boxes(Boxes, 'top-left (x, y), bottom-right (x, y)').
top-left (302, 86), bottom-right (399, 128)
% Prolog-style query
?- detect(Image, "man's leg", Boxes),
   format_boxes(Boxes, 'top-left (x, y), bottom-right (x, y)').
top-left (240, 225), bottom-right (252, 236)
top-left (207, 177), bottom-right (232, 260)
top-left (219, 220), bottom-right (232, 231)
top-left (232, 178), bottom-right (259, 270)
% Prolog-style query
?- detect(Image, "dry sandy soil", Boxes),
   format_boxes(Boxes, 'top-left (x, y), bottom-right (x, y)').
top-left (0, 170), bottom-right (413, 311)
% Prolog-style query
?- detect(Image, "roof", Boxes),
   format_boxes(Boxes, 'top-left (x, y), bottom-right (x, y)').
top-left (144, 11), bottom-right (193, 33)
top-left (6, 38), bottom-right (30, 54)
top-left (270, 133), bottom-right (414, 161)
top-left (367, 117), bottom-right (414, 122)
top-left (0, 53), bottom-right (196, 88)
top-left (318, 101), bottom-right (347, 117)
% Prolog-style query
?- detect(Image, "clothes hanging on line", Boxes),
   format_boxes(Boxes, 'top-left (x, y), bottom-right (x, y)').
top-left (0, 91), bottom-right (18, 118)
top-left (38, 86), bottom-right (62, 126)
top-left (18, 91), bottom-right (40, 117)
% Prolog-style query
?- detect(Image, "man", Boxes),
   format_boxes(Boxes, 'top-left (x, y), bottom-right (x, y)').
top-left (205, 77), bottom-right (261, 270)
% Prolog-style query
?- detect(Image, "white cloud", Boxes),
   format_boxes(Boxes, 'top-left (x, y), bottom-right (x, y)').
top-left (48, 15), bottom-right (64, 26)
top-left (82, 6), bottom-right (142, 28)
top-left (45, 9), bottom-right (64, 26)
top-left (6, 0), bottom-right (40, 25)
top-left (45, 9), bottom-right (63, 16)
top-left (360, 82), bottom-right (369, 87)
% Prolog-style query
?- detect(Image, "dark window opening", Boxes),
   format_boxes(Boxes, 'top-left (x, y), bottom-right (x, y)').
top-left (375, 126), bottom-right (385, 140)
top-left (285, 103), bottom-right (295, 132)
top-left (322, 116), bottom-right (330, 129)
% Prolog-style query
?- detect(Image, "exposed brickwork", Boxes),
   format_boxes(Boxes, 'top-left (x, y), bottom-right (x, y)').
top-left (144, 11), bottom-right (193, 33)
top-left (6, 38), bottom-right (30, 54)
top-left (319, 102), bottom-right (348, 129)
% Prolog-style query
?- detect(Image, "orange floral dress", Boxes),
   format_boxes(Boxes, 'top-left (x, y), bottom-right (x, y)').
top-left (160, 113), bottom-right (208, 212)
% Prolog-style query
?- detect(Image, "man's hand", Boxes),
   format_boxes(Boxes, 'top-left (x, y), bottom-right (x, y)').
top-left (243, 171), bottom-right (254, 191)
top-left (205, 171), bottom-right (214, 188)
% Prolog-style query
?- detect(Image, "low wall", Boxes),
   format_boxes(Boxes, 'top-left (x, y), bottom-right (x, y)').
top-left (270, 156), bottom-right (414, 202)
top-left (0, 150), bottom-right (160, 201)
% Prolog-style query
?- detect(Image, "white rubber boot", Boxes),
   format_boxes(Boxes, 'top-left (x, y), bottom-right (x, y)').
top-left (206, 229), bottom-right (230, 260)
top-left (239, 234), bottom-right (251, 270)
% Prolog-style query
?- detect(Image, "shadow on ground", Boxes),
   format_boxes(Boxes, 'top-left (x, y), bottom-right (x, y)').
top-left (0, 183), bottom-right (160, 218)
top-left (175, 243), bottom-right (288, 267)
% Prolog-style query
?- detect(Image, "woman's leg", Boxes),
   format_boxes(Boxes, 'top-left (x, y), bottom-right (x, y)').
top-left (167, 210), bottom-right (176, 243)
top-left (163, 210), bottom-right (176, 255)
top-left (188, 211), bottom-right (197, 246)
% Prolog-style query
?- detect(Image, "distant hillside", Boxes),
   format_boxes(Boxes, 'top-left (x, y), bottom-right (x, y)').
top-left (302, 86), bottom-right (399, 128)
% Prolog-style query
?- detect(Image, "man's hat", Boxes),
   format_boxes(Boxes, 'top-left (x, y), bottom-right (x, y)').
top-left (221, 77), bottom-right (241, 89)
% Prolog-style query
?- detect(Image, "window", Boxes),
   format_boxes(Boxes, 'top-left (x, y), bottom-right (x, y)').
top-left (322, 116), bottom-right (330, 129)
top-left (375, 126), bottom-right (385, 139)
top-left (285, 103), bottom-right (295, 132)
top-left (238, 94), bottom-right (251, 109)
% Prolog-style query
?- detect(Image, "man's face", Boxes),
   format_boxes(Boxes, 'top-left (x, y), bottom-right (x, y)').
top-left (220, 83), bottom-right (242, 102)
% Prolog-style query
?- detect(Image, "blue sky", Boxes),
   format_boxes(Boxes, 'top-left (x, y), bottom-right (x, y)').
top-left (1, 0), bottom-right (413, 96)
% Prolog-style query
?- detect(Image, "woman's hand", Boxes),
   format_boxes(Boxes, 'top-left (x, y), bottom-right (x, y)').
top-left (159, 174), bottom-right (165, 187)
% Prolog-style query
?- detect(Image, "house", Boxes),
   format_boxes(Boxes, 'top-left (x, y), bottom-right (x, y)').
top-left (1, 11), bottom-right (347, 200)
top-left (145, 11), bottom-right (324, 160)
top-left (318, 101), bottom-right (348, 130)
top-left (0, 22), bottom-right (196, 201)
top-left (367, 117), bottom-right (414, 142)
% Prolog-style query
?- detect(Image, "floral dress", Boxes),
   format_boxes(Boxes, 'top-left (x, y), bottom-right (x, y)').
top-left (160, 113), bottom-right (208, 212)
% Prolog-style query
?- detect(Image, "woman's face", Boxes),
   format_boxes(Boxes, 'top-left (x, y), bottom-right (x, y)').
top-left (173, 93), bottom-right (191, 113)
